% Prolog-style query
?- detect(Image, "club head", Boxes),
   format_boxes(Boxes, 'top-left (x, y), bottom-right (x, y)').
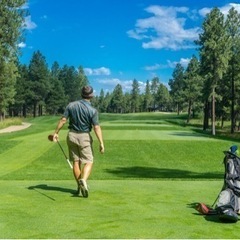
top-left (48, 134), bottom-right (56, 142)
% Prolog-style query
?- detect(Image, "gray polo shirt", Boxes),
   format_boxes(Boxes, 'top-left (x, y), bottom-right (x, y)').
top-left (63, 99), bottom-right (99, 132)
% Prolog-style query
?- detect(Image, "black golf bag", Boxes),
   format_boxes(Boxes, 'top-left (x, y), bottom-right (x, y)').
top-left (215, 150), bottom-right (240, 222)
top-left (196, 146), bottom-right (240, 223)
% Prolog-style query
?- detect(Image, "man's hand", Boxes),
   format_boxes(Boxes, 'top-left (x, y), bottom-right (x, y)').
top-left (99, 143), bottom-right (104, 154)
top-left (53, 133), bottom-right (59, 142)
top-left (93, 125), bottom-right (104, 154)
top-left (53, 117), bottom-right (67, 142)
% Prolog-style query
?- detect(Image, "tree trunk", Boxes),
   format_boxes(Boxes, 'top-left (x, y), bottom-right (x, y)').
top-left (203, 101), bottom-right (209, 131)
top-left (211, 88), bottom-right (216, 136)
top-left (33, 102), bottom-right (37, 118)
top-left (38, 105), bottom-right (42, 116)
top-left (221, 116), bottom-right (224, 129)
top-left (23, 105), bottom-right (26, 118)
top-left (231, 65), bottom-right (235, 134)
top-left (177, 103), bottom-right (179, 115)
top-left (187, 100), bottom-right (192, 123)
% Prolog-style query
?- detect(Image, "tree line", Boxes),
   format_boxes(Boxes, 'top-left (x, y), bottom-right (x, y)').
top-left (13, 52), bottom-right (88, 117)
top-left (1, 2), bottom-right (240, 135)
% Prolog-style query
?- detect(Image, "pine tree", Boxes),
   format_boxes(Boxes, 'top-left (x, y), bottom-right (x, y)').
top-left (0, 0), bottom-right (27, 120)
top-left (131, 79), bottom-right (140, 113)
top-left (13, 64), bottom-right (31, 117)
top-left (196, 8), bottom-right (230, 135)
top-left (183, 55), bottom-right (203, 123)
top-left (110, 84), bottom-right (124, 113)
top-left (156, 83), bottom-right (170, 112)
top-left (143, 80), bottom-right (152, 112)
top-left (150, 77), bottom-right (160, 111)
top-left (169, 63), bottom-right (185, 115)
top-left (225, 7), bottom-right (240, 133)
top-left (28, 51), bottom-right (50, 117)
top-left (45, 62), bottom-right (67, 114)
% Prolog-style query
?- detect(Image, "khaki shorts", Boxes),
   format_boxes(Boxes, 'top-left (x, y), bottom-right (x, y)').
top-left (67, 131), bottom-right (93, 164)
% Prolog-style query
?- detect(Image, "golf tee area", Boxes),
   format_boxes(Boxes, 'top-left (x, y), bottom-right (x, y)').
top-left (1, 113), bottom-right (239, 239)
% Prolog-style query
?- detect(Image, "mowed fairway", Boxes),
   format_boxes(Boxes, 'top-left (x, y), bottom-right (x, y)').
top-left (1, 113), bottom-right (240, 239)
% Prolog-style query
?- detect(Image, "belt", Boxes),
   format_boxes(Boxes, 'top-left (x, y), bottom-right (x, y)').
top-left (69, 129), bottom-right (90, 133)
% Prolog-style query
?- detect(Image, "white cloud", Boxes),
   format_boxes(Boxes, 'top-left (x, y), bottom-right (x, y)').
top-left (20, 2), bottom-right (29, 9)
top-left (127, 5), bottom-right (201, 50)
top-left (179, 58), bottom-right (190, 67)
top-left (144, 63), bottom-right (168, 71)
top-left (98, 78), bottom-right (123, 86)
top-left (24, 16), bottom-right (37, 30)
top-left (18, 42), bottom-right (26, 48)
top-left (84, 67), bottom-right (111, 76)
top-left (198, 7), bottom-right (211, 17)
top-left (145, 58), bottom-right (190, 71)
top-left (128, 3), bottom-right (240, 51)
top-left (199, 3), bottom-right (240, 17)
top-left (145, 64), bottom-right (161, 71)
top-left (96, 78), bottom-right (145, 93)
top-left (219, 3), bottom-right (240, 15)
top-left (167, 58), bottom-right (190, 68)
top-left (98, 78), bottom-right (132, 92)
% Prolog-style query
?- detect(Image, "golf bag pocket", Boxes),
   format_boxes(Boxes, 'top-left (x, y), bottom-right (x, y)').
top-left (216, 189), bottom-right (239, 223)
top-left (224, 152), bottom-right (240, 196)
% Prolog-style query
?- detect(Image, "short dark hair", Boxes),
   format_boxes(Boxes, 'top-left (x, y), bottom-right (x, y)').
top-left (81, 86), bottom-right (94, 99)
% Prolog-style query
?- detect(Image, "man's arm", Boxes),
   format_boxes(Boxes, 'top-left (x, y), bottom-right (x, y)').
top-left (53, 117), bottom-right (67, 141)
top-left (93, 125), bottom-right (104, 154)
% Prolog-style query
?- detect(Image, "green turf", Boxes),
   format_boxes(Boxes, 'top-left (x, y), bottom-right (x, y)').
top-left (1, 113), bottom-right (240, 239)
top-left (0, 180), bottom-right (234, 239)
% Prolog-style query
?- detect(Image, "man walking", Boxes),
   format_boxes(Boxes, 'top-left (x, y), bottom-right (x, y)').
top-left (53, 86), bottom-right (104, 198)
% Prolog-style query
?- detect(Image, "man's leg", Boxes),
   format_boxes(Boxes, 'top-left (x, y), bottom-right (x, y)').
top-left (67, 133), bottom-right (81, 187)
top-left (73, 160), bottom-right (81, 181)
top-left (73, 161), bottom-right (81, 195)
top-left (79, 134), bottom-right (93, 198)
top-left (81, 162), bottom-right (93, 181)
top-left (79, 162), bottom-right (93, 198)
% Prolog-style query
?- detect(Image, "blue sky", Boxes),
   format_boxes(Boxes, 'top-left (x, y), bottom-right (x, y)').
top-left (20, 0), bottom-right (240, 95)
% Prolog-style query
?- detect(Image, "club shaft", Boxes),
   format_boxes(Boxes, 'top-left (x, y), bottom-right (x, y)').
top-left (57, 140), bottom-right (73, 169)
top-left (212, 184), bottom-right (224, 207)
top-left (57, 140), bottom-right (68, 159)
top-left (212, 195), bottom-right (219, 207)
top-left (67, 159), bottom-right (73, 169)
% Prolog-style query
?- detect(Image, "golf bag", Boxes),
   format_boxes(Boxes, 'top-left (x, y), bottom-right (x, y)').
top-left (214, 149), bottom-right (240, 222)
top-left (215, 189), bottom-right (239, 222)
top-left (196, 146), bottom-right (240, 223)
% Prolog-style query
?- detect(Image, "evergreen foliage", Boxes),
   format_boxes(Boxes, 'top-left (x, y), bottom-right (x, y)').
top-left (1, 6), bottom-right (240, 135)
top-left (0, 0), bottom-right (27, 120)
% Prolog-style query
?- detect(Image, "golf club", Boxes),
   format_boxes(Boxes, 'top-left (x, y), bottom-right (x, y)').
top-left (211, 193), bottom-right (220, 208)
top-left (48, 134), bottom-right (73, 169)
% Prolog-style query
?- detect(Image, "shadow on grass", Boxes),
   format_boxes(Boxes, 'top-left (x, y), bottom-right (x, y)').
top-left (204, 215), bottom-right (227, 223)
top-left (169, 131), bottom-right (208, 138)
top-left (187, 202), bottom-right (223, 223)
top-left (28, 184), bottom-right (77, 200)
top-left (105, 166), bottom-right (223, 179)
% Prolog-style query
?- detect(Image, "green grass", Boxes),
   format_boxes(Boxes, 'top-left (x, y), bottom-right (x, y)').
top-left (0, 180), bottom-right (230, 239)
top-left (1, 112), bottom-right (240, 239)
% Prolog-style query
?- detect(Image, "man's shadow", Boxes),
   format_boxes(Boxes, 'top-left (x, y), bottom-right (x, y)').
top-left (28, 184), bottom-right (77, 201)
